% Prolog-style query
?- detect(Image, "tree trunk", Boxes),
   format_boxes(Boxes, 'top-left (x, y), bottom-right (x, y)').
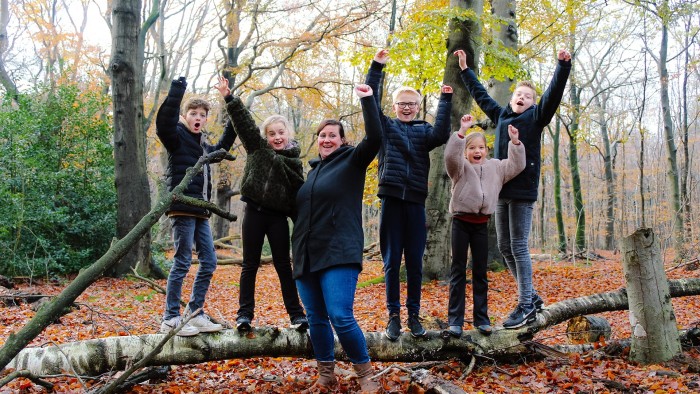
top-left (622, 228), bottom-right (681, 364)
top-left (424, 0), bottom-right (483, 281)
top-left (8, 276), bottom-right (700, 376)
top-left (551, 118), bottom-right (567, 253)
top-left (0, 0), bottom-right (18, 103)
top-left (484, 0), bottom-right (516, 264)
top-left (657, 20), bottom-right (684, 260)
top-left (109, 0), bottom-right (153, 277)
top-left (566, 43), bottom-right (586, 253)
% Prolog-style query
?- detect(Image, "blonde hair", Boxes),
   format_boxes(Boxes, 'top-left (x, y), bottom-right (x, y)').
top-left (391, 86), bottom-right (422, 104)
top-left (515, 81), bottom-right (537, 100)
top-left (464, 131), bottom-right (488, 150)
top-left (260, 115), bottom-right (295, 139)
top-left (182, 98), bottom-right (211, 114)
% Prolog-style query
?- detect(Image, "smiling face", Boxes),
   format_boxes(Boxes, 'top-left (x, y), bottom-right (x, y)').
top-left (317, 124), bottom-right (344, 159)
top-left (265, 122), bottom-right (290, 151)
top-left (509, 84), bottom-right (536, 114)
top-left (184, 107), bottom-right (208, 133)
top-left (392, 91), bottom-right (421, 122)
top-left (465, 133), bottom-right (488, 164)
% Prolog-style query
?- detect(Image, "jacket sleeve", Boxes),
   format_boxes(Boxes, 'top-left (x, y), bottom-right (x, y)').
top-left (426, 92), bottom-right (453, 149)
top-left (225, 95), bottom-right (266, 153)
top-left (155, 79), bottom-right (187, 152)
top-left (212, 119), bottom-right (237, 152)
top-left (534, 59), bottom-right (572, 126)
top-left (353, 95), bottom-right (382, 168)
top-left (460, 69), bottom-right (503, 124)
top-left (444, 133), bottom-right (466, 181)
top-left (499, 141), bottom-right (526, 183)
top-left (365, 61), bottom-right (384, 108)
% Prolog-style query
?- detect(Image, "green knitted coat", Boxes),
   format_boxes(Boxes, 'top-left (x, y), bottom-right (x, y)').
top-left (226, 96), bottom-right (304, 216)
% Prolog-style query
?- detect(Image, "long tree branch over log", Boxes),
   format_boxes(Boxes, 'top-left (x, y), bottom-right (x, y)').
top-left (7, 278), bottom-right (700, 377)
top-left (0, 150), bottom-right (236, 372)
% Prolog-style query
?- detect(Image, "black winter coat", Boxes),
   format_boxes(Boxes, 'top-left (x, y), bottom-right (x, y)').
top-left (365, 61), bottom-right (452, 204)
top-left (291, 96), bottom-right (381, 279)
top-left (225, 96), bottom-right (304, 217)
top-left (156, 79), bottom-right (237, 217)
top-left (460, 59), bottom-right (571, 201)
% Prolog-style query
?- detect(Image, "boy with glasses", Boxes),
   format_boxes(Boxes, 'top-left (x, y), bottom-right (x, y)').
top-left (365, 48), bottom-right (453, 340)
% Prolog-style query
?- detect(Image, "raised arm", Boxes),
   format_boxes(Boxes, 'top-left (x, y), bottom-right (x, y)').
top-left (454, 50), bottom-right (503, 124)
top-left (444, 114), bottom-right (474, 180)
top-left (155, 77), bottom-right (188, 151)
top-left (353, 84), bottom-right (382, 168)
top-left (364, 49), bottom-right (389, 108)
top-left (534, 49), bottom-right (572, 126)
top-left (225, 95), bottom-right (266, 153)
top-left (426, 84), bottom-right (453, 149)
top-left (500, 124), bottom-right (526, 183)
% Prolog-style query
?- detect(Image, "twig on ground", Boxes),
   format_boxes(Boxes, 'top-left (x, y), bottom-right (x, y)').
top-left (0, 369), bottom-right (54, 390)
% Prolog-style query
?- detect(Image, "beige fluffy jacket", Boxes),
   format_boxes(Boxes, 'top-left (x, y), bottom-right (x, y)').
top-left (444, 132), bottom-right (526, 216)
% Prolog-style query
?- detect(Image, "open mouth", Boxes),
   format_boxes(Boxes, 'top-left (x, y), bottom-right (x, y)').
top-left (516, 100), bottom-right (524, 107)
top-left (194, 122), bottom-right (201, 128)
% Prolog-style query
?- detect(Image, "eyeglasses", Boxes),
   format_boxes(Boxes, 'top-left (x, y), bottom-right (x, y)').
top-left (395, 102), bottom-right (418, 109)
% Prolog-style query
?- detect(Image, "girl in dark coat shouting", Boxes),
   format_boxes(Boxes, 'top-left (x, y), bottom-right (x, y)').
top-left (291, 84), bottom-right (382, 393)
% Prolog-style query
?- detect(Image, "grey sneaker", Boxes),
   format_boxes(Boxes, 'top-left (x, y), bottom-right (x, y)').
top-left (159, 316), bottom-right (199, 337)
top-left (189, 314), bottom-right (223, 333)
top-left (441, 325), bottom-right (462, 339)
top-left (290, 315), bottom-right (309, 331)
top-left (407, 314), bottom-right (426, 337)
top-left (502, 303), bottom-right (536, 329)
top-left (385, 313), bottom-right (401, 341)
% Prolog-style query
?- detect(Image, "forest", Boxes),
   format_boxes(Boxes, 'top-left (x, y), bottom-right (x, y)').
top-left (0, 0), bottom-right (699, 393)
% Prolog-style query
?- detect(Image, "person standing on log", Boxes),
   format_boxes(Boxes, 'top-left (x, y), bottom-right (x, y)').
top-left (221, 76), bottom-right (308, 333)
top-left (155, 76), bottom-right (237, 336)
top-left (291, 84), bottom-right (382, 393)
top-left (443, 115), bottom-right (525, 338)
top-left (365, 48), bottom-right (453, 340)
top-left (454, 49), bottom-right (571, 329)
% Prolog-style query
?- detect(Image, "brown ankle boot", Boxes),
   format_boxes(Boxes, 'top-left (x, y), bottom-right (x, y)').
top-left (303, 361), bottom-right (337, 393)
top-left (353, 362), bottom-right (381, 393)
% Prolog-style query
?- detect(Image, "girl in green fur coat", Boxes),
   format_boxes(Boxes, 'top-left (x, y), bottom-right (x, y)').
top-left (218, 76), bottom-right (307, 332)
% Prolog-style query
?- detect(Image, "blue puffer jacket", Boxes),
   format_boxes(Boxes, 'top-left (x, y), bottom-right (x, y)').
top-left (365, 61), bottom-right (452, 204)
top-left (155, 79), bottom-right (237, 217)
top-left (460, 59), bottom-right (571, 201)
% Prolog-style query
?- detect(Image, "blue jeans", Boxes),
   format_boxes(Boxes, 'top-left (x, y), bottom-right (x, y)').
top-left (380, 197), bottom-right (426, 316)
top-left (495, 199), bottom-right (536, 305)
top-left (164, 216), bottom-right (217, 320)
top-left (296, 265), bottom-right (369, 364)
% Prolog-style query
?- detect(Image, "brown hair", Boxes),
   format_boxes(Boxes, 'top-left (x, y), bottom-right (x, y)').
top-left (515, 81), bottom-right (537, 100)
top-left (182, 98), bottom-right (211, 114)
top-left (316, 119), bottom-right (345, 138)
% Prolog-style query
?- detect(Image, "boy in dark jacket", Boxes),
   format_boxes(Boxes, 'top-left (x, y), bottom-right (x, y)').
top-left (365, 48), bottom-right (453, 340)
top-left (454, 48), bottom-right (571, 329)
top-left (155, 76), bottom-right (236, 336)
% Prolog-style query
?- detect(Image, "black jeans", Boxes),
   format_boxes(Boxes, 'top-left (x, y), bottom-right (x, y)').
top-left (238, 204), bottom-right (305, 320)
top-left (448, 219), bottom-right (489, 327)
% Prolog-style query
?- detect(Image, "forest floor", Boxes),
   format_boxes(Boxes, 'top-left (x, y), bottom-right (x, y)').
top-left (1, 249), bottom-right (700, 393)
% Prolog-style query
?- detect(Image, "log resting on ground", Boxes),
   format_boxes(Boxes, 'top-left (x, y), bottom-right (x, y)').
top-left (6, 277), bottom-right (700, 377)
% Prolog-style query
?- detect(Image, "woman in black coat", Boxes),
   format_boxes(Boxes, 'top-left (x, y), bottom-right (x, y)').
top-left (291, 84), bottom-right (381, 393)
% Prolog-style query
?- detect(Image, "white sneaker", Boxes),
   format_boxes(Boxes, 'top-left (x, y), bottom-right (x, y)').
top-left (189, 314), bottom-right (224, 333)
top-left (159, 316), bottom-right (199, 337)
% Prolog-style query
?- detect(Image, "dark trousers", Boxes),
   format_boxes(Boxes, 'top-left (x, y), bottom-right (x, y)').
top-left (448, 219), bottom-right (489, 327)
top-left (238, 204), bottom-right (304, 320)
top-left (380, 197), bottom-right (426, 316)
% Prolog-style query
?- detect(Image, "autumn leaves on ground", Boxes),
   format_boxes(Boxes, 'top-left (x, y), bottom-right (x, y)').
top-left (2, 251), bottom-right (700, 393)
